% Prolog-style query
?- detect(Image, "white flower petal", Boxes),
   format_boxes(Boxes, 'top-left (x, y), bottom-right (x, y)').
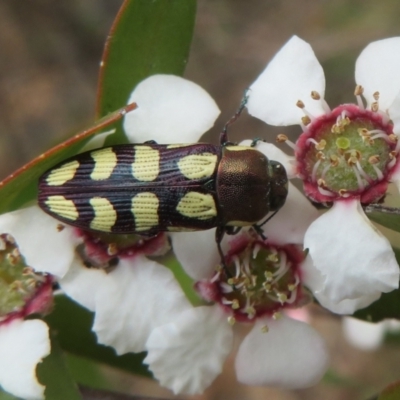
top-left (92, 257), bottom-right (191, 354)
top-left (388, 92), bottom-right (400, 135)
top-left (78, 129), bottom-right (116, 152)
top-left (145, 306), bottom-right (233, 395)
top-left (123, 74), bottom-right (220, 143)
top-left (0, 206), bottom-right (79, 277)
top-left (263, 183), bottom-right (319, 244)
top-left (171, 229), bottom-right (225, 280)
top-left (390, 162), bottom-right (400, 195)
top-left (235, 316), bottom-right (328, 388)
top-left (304, 199), bottom-right (399, 304)
top-left (302, 254), bottom-right (382, 314)
top-left (240, 140), bottom-right (297, 178)
top-left (342, 317), bottom-right (385, 351)
top-left (0, 319), bottom-right (50, 400)
top-left (317, 290), bottom-right (381, 315)
top-left (356, 37), bottom-right (400, 110)
top-left (247, 35), bottom-right (326, 126)
top-left (58, 257), bottom-right (108, 311)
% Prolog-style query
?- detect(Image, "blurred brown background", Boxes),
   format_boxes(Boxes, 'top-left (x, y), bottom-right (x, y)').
top-left (2, 1), bottom-right (400, 399)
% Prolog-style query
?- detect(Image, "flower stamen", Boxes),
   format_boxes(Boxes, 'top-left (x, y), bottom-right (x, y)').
top-left (311, 90), bottom-right (331, 113)
top-left (276, 133), bottom-right (297, 151)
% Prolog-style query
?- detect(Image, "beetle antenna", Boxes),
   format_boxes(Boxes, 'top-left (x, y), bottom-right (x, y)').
top-left (220, 88), bottom-right (250, 145)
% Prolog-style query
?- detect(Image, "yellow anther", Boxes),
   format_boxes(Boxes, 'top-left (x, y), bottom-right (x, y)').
top-left (389, 134), bottom-right (398, 143)
top-left (231, 299), bottom-right (240, 310)
top-left (301, 116), bottom-right (311, 126)
top-left (338, 188), bottom-right (348, 197)
top-left (371, 102), bottom-right (379, 112)
top-left (317, 178), bottom-right (327, 188)
top-left (354, 85), bottom-right (364, 96)
top-left (227, 316), bottom-right (236, 326)
top-left (368, 155), bottom-right (380, 164)
top-left (107, 243), bottom-right (118, 256)
top-left (266, 253), bottom-right (279, 262)
top-left (316, 151), bottom-right (326, 161)
top-left (277, 292), bottom-right (288, 303)
top-left (358, 128), bottom-right (370, 137)
top-left (330, 154), bottom-right (339, 167)
top-left (311, 91), bottom-right (321, 100)
top-left (276, 133), bottom-right (288, 143)
top-left (56, 224), bottom-right (65, 232)
top-left (261, 325), bottom-right (269, 333)
top-left (315, 139), bottom-right (326, 151)
top-left (296, 100), bottom-right (305, 109)
top-left (264, 271), bottom-right (274, 282)
top-left (373, 91), bottom-right (380, 101)
top-left (272, 312), bottom-right (282, 320)
top-left (263, 282), bottom-right (272, 292)
top-left (246, 306), bottom-right (256, 318)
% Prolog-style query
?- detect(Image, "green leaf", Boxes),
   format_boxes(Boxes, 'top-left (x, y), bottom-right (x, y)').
top-left (96, 0), bottom-right (196, 144)
top-left (368, 211), bottom-right (400, 233)
top-left (354, 247), bottom-right (400, 322)
top-left (0, 389), bottom-right (19, 400)
top-left (45, 295), bottom-right (151, 378)
top-left (378, 380), bottom-right (400, 400)
top-left (37, 335), bottom-right (82, 400)
top-left (0, 104), bottom-right (136, 215)
top-left (65, 354), bottom-right (113, 391)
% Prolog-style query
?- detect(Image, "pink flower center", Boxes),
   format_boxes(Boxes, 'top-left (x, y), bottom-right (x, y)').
top-left (292, 90), bottom-right (398, 204)
top-left (196, 235), bottom-right (311, 323)
top-left (75, 230), bottom-right (170, 270)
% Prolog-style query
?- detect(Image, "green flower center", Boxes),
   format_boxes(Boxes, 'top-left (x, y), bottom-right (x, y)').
top-left (0, 235), bottom-right (45, 317)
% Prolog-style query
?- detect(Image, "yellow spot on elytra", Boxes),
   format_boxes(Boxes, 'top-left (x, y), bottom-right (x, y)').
top-left (46, 160), bottom-right (79, 186)
top-left (89, 197), bottom-right (117, 232)
top-left (225, 145), bottom-right (255, 152)
top-left (176, 192), bottom-right (216, 220)
top-left (90, 147), bottom-right (117, 180)
top-left (132, 146), bottom-right (160, 181)
top-left (178, 153), bottom-right (217, 180)
top-left (131, 192), bottom-right (159, 231)
top-left (45, 196), bottom-right (79, 221)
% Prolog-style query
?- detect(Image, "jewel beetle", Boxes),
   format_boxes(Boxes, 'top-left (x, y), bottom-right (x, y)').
top-left (38, 108), bottom-right (288, 264)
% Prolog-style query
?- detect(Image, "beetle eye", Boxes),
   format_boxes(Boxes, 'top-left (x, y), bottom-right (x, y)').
top-left (268, 161), bottom-right (288, 211)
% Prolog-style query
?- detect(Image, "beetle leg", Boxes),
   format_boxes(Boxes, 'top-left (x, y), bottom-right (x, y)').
top-left (220, 89), bottom-right (250, 146)
top-left (252, 209), bottom-right (279, 240)
top-left (250, 137), bottom-right (266, 147)
top-left (215, 225), bottom-right (235, 280)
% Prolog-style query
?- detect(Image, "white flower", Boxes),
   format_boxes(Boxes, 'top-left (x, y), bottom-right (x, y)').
top-left (342, 316), bottom-right (400, 351)
top-left (247, 35), bottom-right (400, 314)
top-left (0, 319), bottom-right (50, 400)
top-left (145, 223), bottom-right (328, 394)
